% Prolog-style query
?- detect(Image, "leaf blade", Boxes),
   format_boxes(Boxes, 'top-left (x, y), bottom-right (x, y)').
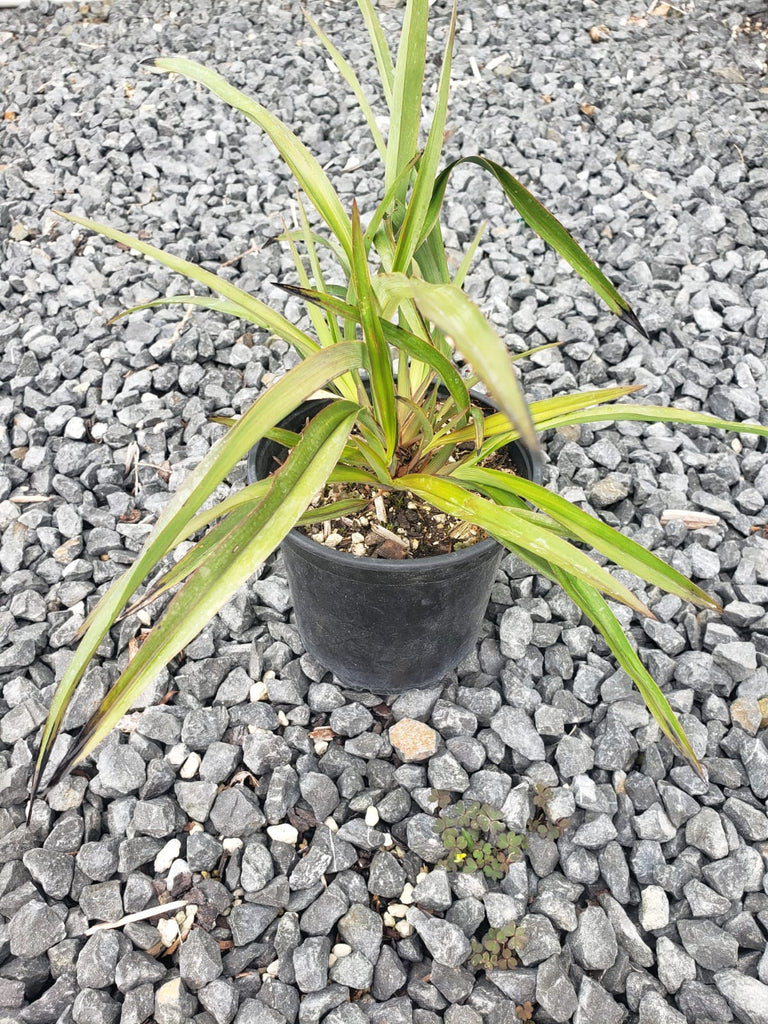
top-left (31, 343), bottom-right (365, 800)
top-left (453, 465), bottom-right (720, 610)
top-left (385, 0), bottom-right (428, 202)
top-left (56, 212), bottom-right (321, 358)
top-left (392, 1), bottom-right (456, 274)
top-left (552, 568), bottom-right (701, 770)
top-left (350, 202), bottom-right (398, 462)
top-left (396, 473), bottom-right (653, 616)
top-left (424, 156), bottom-right (644, 332)
top-left (50, 401), bottom-right (360, 778)
top-left (154, 58), bottom-right (353, 260)
top-left (378, 273), bottom-right (541, 459)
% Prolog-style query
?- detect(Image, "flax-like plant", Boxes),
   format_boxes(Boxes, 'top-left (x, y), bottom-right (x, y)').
top-left (31, 0), bottom-right (768, 804)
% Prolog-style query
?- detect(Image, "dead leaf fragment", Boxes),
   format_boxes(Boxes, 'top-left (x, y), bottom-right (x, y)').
top-left (649, 2), bottom-right (671, 15)
top-left (589, 24), bottom-right (610, 42)
top-left (660, 509), bottom-right (720, 529)
top-left (580, 102), bottom-right (597, 119)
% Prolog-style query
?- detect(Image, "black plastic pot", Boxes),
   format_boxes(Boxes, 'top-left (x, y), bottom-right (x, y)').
top-left (247, 394), bottom-right (542, 694)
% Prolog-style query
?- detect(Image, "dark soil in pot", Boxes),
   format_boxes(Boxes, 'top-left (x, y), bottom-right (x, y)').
top-left (248, 395), bottom-right (542, 694)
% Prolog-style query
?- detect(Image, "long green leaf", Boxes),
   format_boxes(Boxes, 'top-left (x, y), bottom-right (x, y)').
top-left (392, 1), bottom-right (456, 274)
top-left (552, 567), bottom-right (701, 770)
top-left (108, 294), bottom-right (263, 328)
top-left (536, 404), bottom-right (768, 439)
top-left (377, 273), bottom-right (541, 459)
top-left (31, 344), bottom-right (365, 801)
top-left (426, 385), bottom-right (643, 452)
top-left (423, 157), bottom-right (646, 334)
top-left (350, 202), bottom-right (398, 462)
top-left (356, 0), bottom-right (395, 109)
top-left (279, 282), bottom-right (471, 417)
top-left (395, 473), bottom-right (653, 617)
top-left (122, 491), bottom-right (371, 623)
top-left (452, 219), bottom-right (487, 289)
top-left (47, 401), bottom-right (359, 782)
top-left (56, 212), bottom-right (321, 359)
top-left (365, 152), bottom-right (421, 258)
top-left (454, 466), bottom-right (721, 611)
top-left (386, 0), bottom-right (428, 204)
top-left (154, 58), bottom-right (353, 261)
top-left (119, 501), bottom-right (257, 622)
top-left (303, 7), bottom-right (387, 160)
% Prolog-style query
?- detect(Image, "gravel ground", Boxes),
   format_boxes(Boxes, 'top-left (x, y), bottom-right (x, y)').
top-left (2, 0), bottom-right (768, 1022)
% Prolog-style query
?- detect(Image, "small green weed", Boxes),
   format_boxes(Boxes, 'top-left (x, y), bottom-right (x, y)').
top-left (470, 921), bottom-right (527, 970)
top-left (431, 791), bottom-right (526, 880)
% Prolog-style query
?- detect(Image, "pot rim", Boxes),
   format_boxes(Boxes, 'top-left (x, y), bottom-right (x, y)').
top-left (278, 519), bottom-right (501, 574)
top-left (247, 388), bottom-right (542, 574)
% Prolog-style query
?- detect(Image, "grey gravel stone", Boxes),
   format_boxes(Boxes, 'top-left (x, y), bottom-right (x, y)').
top-left (329, 948), bottom-right (374, 989)
top-left (76, 931), bottom-right (120, 990)
top-left (198, 978), bottom-right (239, 1024)
top-left (634, 802), bottom-right (677, 842)
top-left (656, 936), bottom-right (696, 995)
top-left (570, 906), bottom-right (617, 970)
top-left (154, 977), bottom-right (197, 1024)
top-left (292, 935), bottom-right (330, 993)
top-left (498, 606), bottom-right (533, 659)
top-left (714, 970), bottom-right (768, 1024)
top-left (72, 988), bottom-right (121, 1024)
top-left (329, 702), bottom-right (374, 736)
top-left (516, 914), bottom-right (561, 966)
top-left (639, 885), bottom-right (669, 931)
top-left (8, 899), bottom-right (66, 957)
top-left (685, 807), bottom-right (729, 859)
top-left (178, 926), bottom-right (223, 990)
top-left (574, 975), bottom-right (624, 1024)
top-left (96, 745), bottom-right (147, 795)
top-left (175, 780), bottom-right (219, 822)
top-left (406, 813), bottom-right (446, 863)
top-left (228, 903), bottom-right (280, 946)
top-left (209, 788), bottom-right (266, 837)
top-left (677, 980), bottom-right (734, 1024)
top-left (372, 944), bottom-right (408, 1001)
top-left (677, 919), bottom-right (739, 971)
top-left (79, 880), bottom-right (124, 923)
top-left (713, 641), bottom-right (758, 682)
top-left (555, 734), bottom-right (594, 778)
top-left (299, 772), bottom-right (339, 821)
top-left (683, 878), bottom-right (731, 917)
top-left (491, 706), bottom-right (545, 761)
top-left (22, 847), bottom-right (74, 900)
top-left (638, 991), bottom-right (687, 1024)
top-left (405, 867), bottom-right (448, 911)
top-left (367, 850), bottom-right (406, 898)
top-left (299, 881), bottom-right (348, 936)
top-left (598, 893), bottom-right (654, 968)
top-left (407, 907), bottom-right (471, 968)
top-left (243, 730), bottom-right (292, 774)
top-left (115, 951), bottom-right (167, 993)
top-left (427, 750), bottom-right (470, 792)
top-left (337, 903), bottom-right (383, 964)
top-left (132, 797), bottom-right (178, 838)
top-left (536, 953), bottom-right (578, 1023)
top-left (241, 842), bottom-right (274, 893)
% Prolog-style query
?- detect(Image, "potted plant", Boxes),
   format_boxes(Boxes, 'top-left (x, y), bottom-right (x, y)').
top-left (31, 0), bottom-right (767, 803)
